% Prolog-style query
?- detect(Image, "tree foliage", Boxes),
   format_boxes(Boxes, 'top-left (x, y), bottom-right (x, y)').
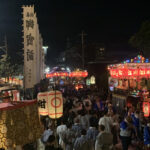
top-left (0, 55), bottom-right (23, 79)
top-left (129, 21), bottom-right (150, 56)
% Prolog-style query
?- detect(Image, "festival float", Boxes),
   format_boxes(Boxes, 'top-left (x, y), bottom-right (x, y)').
top-left (46, 67), bottom-right (88, 90)
top-left (69, 69), bottom-right (88, 90)
top-left (46, 66), bottom-right (70, 87)
top-left (108, 55), bottom-right (150, 113)
top-left (0, 100), bottom-right (42, 149)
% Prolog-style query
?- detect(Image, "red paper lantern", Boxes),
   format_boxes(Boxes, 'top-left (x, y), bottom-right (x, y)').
top-left (69, 71), bottom-right (88, 78)
top-left (143, 102), bottom-right (150, 117)
top-left (46, 72), bottom-right (69, 78)
top-left (109, 68), bottom-right (150, 79)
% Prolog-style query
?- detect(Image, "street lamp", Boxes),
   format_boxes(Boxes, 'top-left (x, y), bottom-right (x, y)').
top-left (45, 67), bottom-right (50, 73)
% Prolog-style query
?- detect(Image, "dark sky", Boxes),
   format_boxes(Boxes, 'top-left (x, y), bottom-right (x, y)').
top-left (0, 0), bottom-right (150, 64)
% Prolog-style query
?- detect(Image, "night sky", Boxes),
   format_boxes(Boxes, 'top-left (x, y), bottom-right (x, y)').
top-left (0, 0), bottom-right (150, 65)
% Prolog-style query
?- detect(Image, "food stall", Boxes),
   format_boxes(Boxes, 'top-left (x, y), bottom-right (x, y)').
top-left (0, 100), bottom-right (42, 149)
top-left (108, 55), bottom-right (150, 112)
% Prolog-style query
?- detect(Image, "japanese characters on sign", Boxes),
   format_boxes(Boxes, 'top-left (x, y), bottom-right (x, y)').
top-left (23, 6), bottom-right (45, 89)
top-left (27, 49), bottom-right (34, 61)
top-left (37, 92), bottom-right (49, 116)
top-left (26, 34), bottom-right (34, 46)
top-left (38, 99), bottom-right (46, 108)
top-left (23, 6), bottom-right (37, 89)
top-left (37, 91), bottom-right (63, 119)
top-left (26, 19), bottom-right (34, 30)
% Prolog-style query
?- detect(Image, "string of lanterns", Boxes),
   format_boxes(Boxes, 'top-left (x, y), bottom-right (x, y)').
top-left (108, 55), bottom-right (150, 79)
top-left (46, 71), bottom-right (88, 78)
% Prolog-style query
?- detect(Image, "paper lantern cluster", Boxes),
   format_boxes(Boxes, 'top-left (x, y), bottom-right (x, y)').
top-left (108, 55), bottom-right (150, 79)
top-left (37, 91), bottom-right (63, 119)
top-left (46, 70), bottom-right (88, 78)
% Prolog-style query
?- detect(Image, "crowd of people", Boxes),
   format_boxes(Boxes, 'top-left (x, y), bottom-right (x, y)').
top-left (36, 88), bottom-right (150, 150)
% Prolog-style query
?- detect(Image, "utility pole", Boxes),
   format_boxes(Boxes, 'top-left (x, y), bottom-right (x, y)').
top-left (0, 36), bottom-right (8, 60)
top-left (4, 35), bottom-right (8, 57)
top-left (80, 31), bottom-right (87, 69)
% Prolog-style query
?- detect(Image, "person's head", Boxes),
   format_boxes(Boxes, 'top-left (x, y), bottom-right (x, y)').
top-left (80, 109), bottom-right (86, 116)
top-left (108, 103), bottom-right (112, 108)
top-left (108, 109), bottom-right (114, 117)
top-left (89, 117), bottom-right (97, 127)
top-left (147, 119), bottom-right (150, 127)
top-left (47, 124), bottom-right (53, 130)
top-left (139, 112), bottom-right (144, 118)
top-left (66, 122), bottom-right (72, 129)
top-left (103, 110), bottom-right (108, 116)
top-left (60, 117), bottom-right (66, 125)
top-left (81, 129), bottom-right (87, 135)
top-left (74, 118), bottom-right (80, 124)
top-left (85, 101), bottom-right (89, 107)
top-left (125, 116), bottom-right (133, 124)
top-left (99, 124), bottom-right (105, 132)
top-left (135, 110), bottom-right (139, 118)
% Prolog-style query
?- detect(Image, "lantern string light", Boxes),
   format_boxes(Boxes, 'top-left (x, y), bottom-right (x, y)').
top-left (108, 55), bottom-right (150, 79)
top-left (46, 70), bottom-right (88, 78)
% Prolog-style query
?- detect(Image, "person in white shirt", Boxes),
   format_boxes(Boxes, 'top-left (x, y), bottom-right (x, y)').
top-left (41, 125), bottom-right (53, 144)
top-left (98, 110), bottom-right (113, 133)
top-left (56, 118), bottom-right (67, 149)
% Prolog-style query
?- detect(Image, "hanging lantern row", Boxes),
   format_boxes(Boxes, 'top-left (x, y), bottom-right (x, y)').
top-left (69, 71), bottom-right (88, 77)
top-left (109, 68), bottom-right (150, 79)
top-left (46, 71), bottom-right (88, 78)
top-left (46, 72), bottom-right (69, 78)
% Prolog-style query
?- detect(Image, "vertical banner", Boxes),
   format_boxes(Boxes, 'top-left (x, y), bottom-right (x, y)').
top-left (143, 102), bottom-right (150, 117)
top-left (37, 92), bottom-right (49, 116)
top-left (37, 91), bottom-right (63, 119)
top-left (23, 5), bottom-right (43, 89)
top-left (23, 6), bottom-right (35, 89)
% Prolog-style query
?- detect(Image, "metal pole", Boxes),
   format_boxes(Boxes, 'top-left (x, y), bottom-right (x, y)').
top-left (4, 35), bottom-right (8, 57)
top-left (54, 76), bottom-right (58, 147)
top-left (55, 77), bottom-right (57, 120)
top-left (80, 31), bottom-right (87, 70)
top-left (81, 31), bottom-right (84, 69)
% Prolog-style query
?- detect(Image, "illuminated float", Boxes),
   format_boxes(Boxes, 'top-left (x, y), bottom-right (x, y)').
top-left (0, 100), bottom-right (42, 149)
top-left (108, 55), bottom-right (150, 114)
top-left (46, 67), bottom-right (88, 90)
top-left (46, 66), bottom-right (70, 87)
top-left (69, 69), bottom-right (88, 90)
